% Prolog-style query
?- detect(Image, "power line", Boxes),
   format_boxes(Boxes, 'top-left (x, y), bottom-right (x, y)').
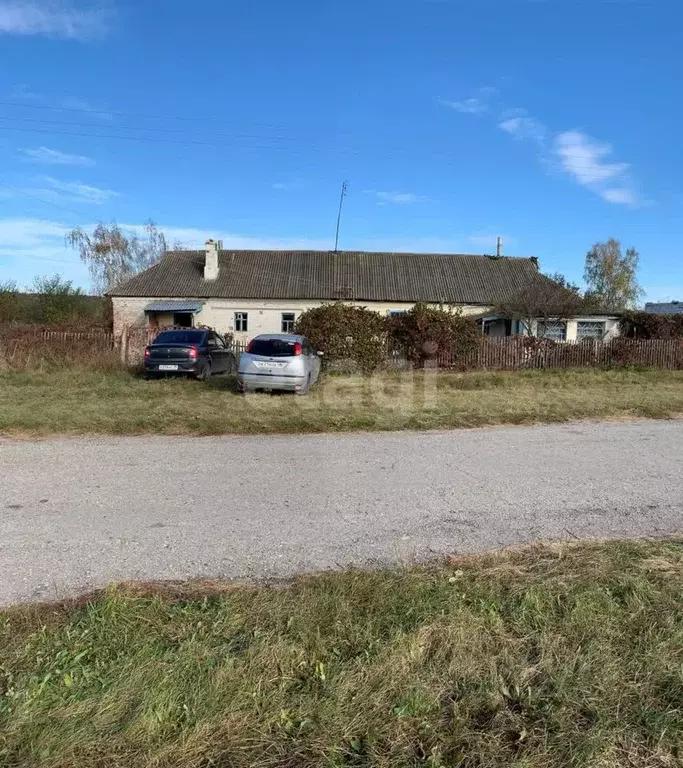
top-left (0, 123), bottom-right (639, 172)
top-left (0, 99), bottom-right (292, 131)
top-left (0, 180), bottom-right (104, 225)
top-left (0, 114), bottom-right (298, 142)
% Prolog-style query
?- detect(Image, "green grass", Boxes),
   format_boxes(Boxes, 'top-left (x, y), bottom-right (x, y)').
top-left (2, 539), bottom-right (683, 767)
top-left (1, 368), bottom-right (682, 436)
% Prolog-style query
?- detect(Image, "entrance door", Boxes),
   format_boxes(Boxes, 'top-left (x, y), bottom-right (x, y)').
top-left (173, 312), bottom-right (193, 327)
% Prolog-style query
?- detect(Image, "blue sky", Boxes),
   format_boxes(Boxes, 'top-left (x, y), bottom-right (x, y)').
top-left (0, 0), bottom-right (681, 301)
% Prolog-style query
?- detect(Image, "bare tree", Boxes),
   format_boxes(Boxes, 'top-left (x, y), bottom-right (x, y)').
top-left (66, 220), bottom-right (169, 295)
top-left (584, 238), bottom-right (642, 309)
top-left (496, 274), bottom-right (589, 337)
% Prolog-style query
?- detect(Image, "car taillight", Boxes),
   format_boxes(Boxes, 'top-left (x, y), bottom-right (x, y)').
top-left (144, 347), bottom-right (151, 359)
top-left (246, 339), bottom-right (254, 353)
top-left (188, 346), bottom-right (198, 360)
top-left (293, 342), bottom-right (302, 356)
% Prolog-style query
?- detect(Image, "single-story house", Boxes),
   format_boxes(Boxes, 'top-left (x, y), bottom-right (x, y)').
top-left (109, 240), bottom-right (620, 341)
top-left (644, 301), bottom-right (683, 315)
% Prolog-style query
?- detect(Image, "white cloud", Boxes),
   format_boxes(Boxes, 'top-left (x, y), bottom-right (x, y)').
top-left (0, 1), bottom-right (109, 39)
top-left (499, 113), bottom-right (546, 144)
top-left (440, 97), bottom-right (488, 115)
top-left (0, 217), bottom-right (69, 247)
top-left (600, 187), bottom-right (637, 205)
top-left (438, 87), bottom-right (497, 116)
top-left (372, 191), bottom-right (426, 205)
top-left (0, 177), bottom-right (118, 205)
top-left (271, 179), bottom-right (304, 191)
top-left (0, 218), bottom-right (93, 286)
top-left (11, 82), bottom-right (41, 99)
top-left (19, 146), bottom-right (94, 166)
top-left (554, 131), bottom-right (628, 185)
top-left (43, 177), bottom-right (117, 204)
top-left (60, 97), bottom-right (112, 119)
top-left (553, 130), bottom-right (638, 205)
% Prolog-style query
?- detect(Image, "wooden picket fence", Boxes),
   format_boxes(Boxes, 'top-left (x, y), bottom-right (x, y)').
top-left (2, 325), bottom-right (683, 371)
top-left (430, 337), bottom-right (683, 371)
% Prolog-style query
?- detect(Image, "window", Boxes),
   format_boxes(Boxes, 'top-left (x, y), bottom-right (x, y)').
top-left (536, 321), bottom-right (567, 341)
top-left (281, 312), bottom-right (295, 333)
top-left (234, 312), bottom-right (248, 332)
top-left (154, 330), bottom-right (205, 345)
top-left (247, 338), bottom-right (300, 357)
top-left (577, 321), bottom-right (605, 341)
top-left (207, 333), bottom-right (225, 349)
top-left (387, 310), bottom-right (407, 316)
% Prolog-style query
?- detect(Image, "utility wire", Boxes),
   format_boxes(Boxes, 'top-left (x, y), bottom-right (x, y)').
top-left (0, 114), bottom-right (298, 142)
top-left (0, 180), bottom-right (107, 225)
top-left (0, 99), bottom-right (293, 131)
top-left (0, 122), bottom-right (634, 172)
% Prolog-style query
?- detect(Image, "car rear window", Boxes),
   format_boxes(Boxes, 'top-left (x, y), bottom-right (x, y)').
top-left (154, 330), bottom-right (205, 344)
top-left (248, 338), bottom-right (299, 357)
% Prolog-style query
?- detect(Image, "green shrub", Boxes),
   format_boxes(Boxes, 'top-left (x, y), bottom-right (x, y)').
top-left (295, 302), bottom-right (387, 374)
top-left (387, 303), bottom-right (481, 364)
top-left (33, 274), bottom-right (92, 325)
top-left (0, 281), bottom-right (19, 324)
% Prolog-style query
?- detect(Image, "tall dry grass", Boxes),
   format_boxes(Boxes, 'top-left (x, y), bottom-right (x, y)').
top-left (0, 325), bottom-right (123, 372)
top-left (1, 368), bottom-right (682, 436)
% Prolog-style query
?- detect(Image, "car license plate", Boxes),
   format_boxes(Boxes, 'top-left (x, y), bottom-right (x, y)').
top-left (158, 364), bottom-right (179, 371)
top-left (254, 361), bottom-right (286, 369)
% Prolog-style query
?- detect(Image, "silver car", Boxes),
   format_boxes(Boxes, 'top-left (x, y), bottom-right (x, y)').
top-left (237, 334), bottom-right (322, 394)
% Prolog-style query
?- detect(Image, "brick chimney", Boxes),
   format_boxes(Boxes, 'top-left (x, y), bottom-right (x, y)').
top-left (204, 239), bottom-right (221, 280)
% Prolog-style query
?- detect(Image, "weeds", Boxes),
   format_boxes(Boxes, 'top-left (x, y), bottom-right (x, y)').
top-left (1, 539), bottom-right (683, 766)
top-left (0, 368), bottom-right (682, 436)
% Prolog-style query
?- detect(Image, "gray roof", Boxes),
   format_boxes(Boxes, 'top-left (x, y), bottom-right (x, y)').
top-left (110, 249), bottom-right (556, 306)
top-left (644, 301), bottom-right (683, 315)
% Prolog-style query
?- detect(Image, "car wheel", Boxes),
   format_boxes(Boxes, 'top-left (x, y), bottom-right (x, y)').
top-left (196, 362), bottom-right (212, 382)
top-left (296, 374), bottom-right (311, 396)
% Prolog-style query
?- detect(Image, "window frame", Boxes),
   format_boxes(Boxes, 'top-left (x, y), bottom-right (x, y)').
top-left (234, 312), bottom-right (248, 333)
top-left (536, 321), bottom-right (567, 342)
top-left (577, 321), bottom-right (606, 341)
top-left (281, 312), bottom-right (296, 333)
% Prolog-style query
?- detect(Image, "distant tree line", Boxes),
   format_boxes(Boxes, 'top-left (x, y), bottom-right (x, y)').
top-left (0, 276), bottom-right (109, 326)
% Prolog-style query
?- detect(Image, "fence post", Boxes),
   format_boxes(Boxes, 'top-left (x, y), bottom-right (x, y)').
top-left (120, 326), bottom-right (128, 365)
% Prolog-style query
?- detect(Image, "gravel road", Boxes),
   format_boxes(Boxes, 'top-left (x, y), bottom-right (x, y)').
top-left (2, 420), bottom-right (682, 605)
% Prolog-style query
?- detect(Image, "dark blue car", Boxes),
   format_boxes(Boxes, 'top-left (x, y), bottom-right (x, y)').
top-left (144, 329), bottom-right (236, 381)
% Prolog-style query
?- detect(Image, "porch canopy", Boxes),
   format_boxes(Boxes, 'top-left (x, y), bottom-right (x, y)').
top-left (144, 301), bottom-right (204, 312)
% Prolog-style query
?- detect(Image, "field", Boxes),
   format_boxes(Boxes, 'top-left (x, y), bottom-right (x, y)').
top-left (2, 538), bottom-right (683, 767)
top-left (0, 368), bottom-right (682, 436)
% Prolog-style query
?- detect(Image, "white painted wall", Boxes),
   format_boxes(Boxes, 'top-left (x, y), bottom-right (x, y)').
top-left (112, 297), bottom-right (487, 338)
top-left (112, 296), bottom-right (621, 342)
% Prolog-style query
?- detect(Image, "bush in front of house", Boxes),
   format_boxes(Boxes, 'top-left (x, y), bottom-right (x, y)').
top-left (620, 311), bottom-right (683, 339)
top-left (294, 302), bottom-right (387, 374)
top-left (387, 303), bottom-right (481, 366)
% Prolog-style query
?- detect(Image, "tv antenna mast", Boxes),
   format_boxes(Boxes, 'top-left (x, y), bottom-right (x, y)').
top-left (334, 181), bottom-right (348, 252)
